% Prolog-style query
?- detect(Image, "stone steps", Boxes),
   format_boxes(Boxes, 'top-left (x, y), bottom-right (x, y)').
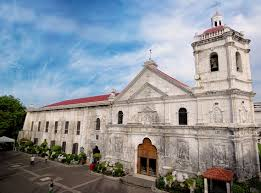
top-left (120, 174), bottom-right (155, 188)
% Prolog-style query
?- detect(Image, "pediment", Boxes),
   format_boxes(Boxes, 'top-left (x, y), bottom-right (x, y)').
top-left (114, 65), bottom-right (192, 102)
top-left (129, 83), bottom-right (167, 100)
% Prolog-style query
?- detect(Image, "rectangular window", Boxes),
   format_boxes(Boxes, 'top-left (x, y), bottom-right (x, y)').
top-left (64, 121), bottom-right (69, 134)
top-left (33, 138), bottom-right (38, 145)
top-left (31, 121), bottom-right (34, 131)
top-left (72, 143), bottom-right (78, 154)
top-left (54, 121), bottom-right (58, 134)
top-left (62, 142), bottom-right (66, 152)
top-left (76, 121), bottom-right (81, 135)
top-left (38, 121), bottom-right (41, 131)
top-left (96, 134), bottom-right (99, 140)
top-left (45, 121), bottom-right (49, 132)
top-left (50, 140), bottom-right (55, 147)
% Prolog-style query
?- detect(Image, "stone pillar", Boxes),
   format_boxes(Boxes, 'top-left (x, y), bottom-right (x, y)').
top-left (204, 178), bottom-right (208, 193)
top-left (226, 182), bottom-right (231, 193)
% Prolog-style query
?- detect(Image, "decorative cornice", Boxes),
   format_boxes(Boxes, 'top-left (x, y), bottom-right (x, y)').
top-left (192, 30), bottom-right (250, 48)
top-left (194, 89), bottom-right (255, 98)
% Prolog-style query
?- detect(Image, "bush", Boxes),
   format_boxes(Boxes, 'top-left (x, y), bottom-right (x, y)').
top-left (51, 145), bottom-right (62, 153)
top-left (156, 176), bottom-right (165, 190)
top-left (232, 183), bottom-right (249, 193)
top-left (112, 162), bottom-right (124, 177)
top-left (94, 161), bottom-right (107, 173)
top-left (194, 176), bottom-right (204, 193)
top-left (65, 154), bottom-right (73, 164)
top-left (79, 152), bottom-right (87, 164)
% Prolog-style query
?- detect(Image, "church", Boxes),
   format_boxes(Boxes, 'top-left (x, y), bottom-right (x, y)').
top-left (19, 12), bottom-right (260, 181)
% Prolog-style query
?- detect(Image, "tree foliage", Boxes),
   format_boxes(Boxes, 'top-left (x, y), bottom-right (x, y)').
top-left (0, 95), bottom-right (26, 138)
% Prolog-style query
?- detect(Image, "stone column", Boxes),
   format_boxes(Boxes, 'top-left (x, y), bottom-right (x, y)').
top-left (204, 178), bottom-right (208, 193)
top-left (226, 182), bottom-right (231, 193)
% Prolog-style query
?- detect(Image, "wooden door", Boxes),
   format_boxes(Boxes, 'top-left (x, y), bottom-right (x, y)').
top-left (137, 138), bottom-right (157, 176)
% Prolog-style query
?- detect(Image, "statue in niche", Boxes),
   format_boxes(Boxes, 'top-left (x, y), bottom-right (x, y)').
top-left (213, 145), bottom-right (226, 166)
top-left (210, 103), bottom-right (223, 123)
top-left (177, 141), bottom-right (189, 161)
top-left (239, 102), bottom-right (248, 123)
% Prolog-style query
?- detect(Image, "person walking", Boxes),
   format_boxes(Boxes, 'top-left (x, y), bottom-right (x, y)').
top-left (48, 179), bottom-right (54, 193)
top-left (30, 155), bottom-right (35, 165)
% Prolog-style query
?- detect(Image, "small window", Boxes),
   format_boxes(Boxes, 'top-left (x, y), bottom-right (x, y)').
top-left (31, 121), bottom-right (34, 131)
top-left (118, 111), bottom-right (123, 124)
top-left (96, 134), bottom-right (99, 140)
top-left (45, 121), bottom-right (49, 132)
top-left (33, 138), bottom-right (38, 145)
top-left (54, 121), bottom-right (58, 134)
top-left (179, 108), bottom-right (188, 125)
top-left (236, 52), bottom-right (242, 72)
top-left (219, 21), bottom-right (221, 25)
top-left (210, 52), bottom-right (219, 72)
top-left (76, 121), bottom-right (81, 135)
top-left (50, 140), bottom-right (55, 148)
top-left (72, 143), bottom-right (78, 154)
top-left (38, 121), bottom-right (41, 131)
top-left (215, 21), bottom-right (217, 26)
top-left (62, 142), bottom-right (66, 152)
top-left (96, 118), bottom-right (100, 130)
top-left (65, 121), bottom-right (69, 134)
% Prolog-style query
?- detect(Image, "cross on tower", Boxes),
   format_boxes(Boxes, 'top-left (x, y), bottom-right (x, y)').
top-left (149, 49), bottom-right (152, 60)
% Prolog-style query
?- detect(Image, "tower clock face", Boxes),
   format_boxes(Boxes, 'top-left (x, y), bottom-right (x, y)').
top-left (194, 74), bottom-right (200, 80)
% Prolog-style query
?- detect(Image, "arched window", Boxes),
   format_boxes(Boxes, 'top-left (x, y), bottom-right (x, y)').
top-left (96, 118), bottom-right (100, 130)
top-left (178, 108), bottom-right (187, 125)
top-left (236, 52), bottom-right (242, 72)
top-left (118, 111), bottom-right (123, 124)
top-left (210, 52), bottom-right (219, 72)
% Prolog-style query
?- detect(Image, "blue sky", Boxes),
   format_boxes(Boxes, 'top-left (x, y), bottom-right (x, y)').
top-left (0, 0), bottom-right (261, 107)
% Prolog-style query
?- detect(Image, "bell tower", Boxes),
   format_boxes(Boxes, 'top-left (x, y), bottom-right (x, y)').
top-left (191, 12), bottom-right (255, 125)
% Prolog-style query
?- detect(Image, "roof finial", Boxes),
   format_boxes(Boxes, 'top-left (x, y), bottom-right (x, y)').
top-left (149, 49), bottom-right (152, 60)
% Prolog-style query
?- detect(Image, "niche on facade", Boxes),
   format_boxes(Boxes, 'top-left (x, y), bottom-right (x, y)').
top-left (212, 144), bottom-right (227, 167)
top-left (210, 103), bottom-right (223, 123)
top-left (114, 137), bottom-right (123, 153)
top-left (176, 140), bottom-right (190, 170)
top-left (239, 101), bottom-right (248, 123)
top-left (138, 106), bottom-right (159, 125)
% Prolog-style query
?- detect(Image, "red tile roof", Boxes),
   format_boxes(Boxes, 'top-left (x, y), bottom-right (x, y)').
top-left (203, 25), bottom-right (224, 34)
top-left (44, 66), bottom-right (190, 108)
top-left (45, 93), bottom-right (115, 107)
top-left (203, 167), bottom-right (234, 182)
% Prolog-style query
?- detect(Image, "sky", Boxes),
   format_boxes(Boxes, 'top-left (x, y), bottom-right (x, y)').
top-left (0, 0), bottom-right (261, 107)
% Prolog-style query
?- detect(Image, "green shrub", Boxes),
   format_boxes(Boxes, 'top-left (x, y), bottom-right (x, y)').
top-left (65, 154), bottom-right (73, 164)
top-left (51, 145), bottom-right (62, 153)
top-left (79, 152), bottom-right (87, 161)
top-left (166, 173), bottom-right (174, 188)
top-left (95, 161), bottom-right (107, 173)
top-left (112, 162), bottom-right (124, 177)
top-left (194, 176), bottom-right (204, 193)
top-left (232, 183), bottom-right (248, 193)
top-left (156, 176), bottom-right (165, 190)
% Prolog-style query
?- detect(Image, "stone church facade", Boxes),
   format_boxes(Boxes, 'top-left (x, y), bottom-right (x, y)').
top-left (19, 13), bottom-right (260, 180)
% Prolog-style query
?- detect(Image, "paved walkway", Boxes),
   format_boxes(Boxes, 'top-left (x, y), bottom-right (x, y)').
top-left (0, 151), bottom-right (153, 193)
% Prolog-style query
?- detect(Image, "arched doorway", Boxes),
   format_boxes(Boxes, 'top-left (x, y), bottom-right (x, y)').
top-left (137, 138), bottom-right (157, 176)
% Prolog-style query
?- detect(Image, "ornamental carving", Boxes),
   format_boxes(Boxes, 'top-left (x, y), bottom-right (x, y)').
top-left (138, 106), bottom-right (159, 125)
